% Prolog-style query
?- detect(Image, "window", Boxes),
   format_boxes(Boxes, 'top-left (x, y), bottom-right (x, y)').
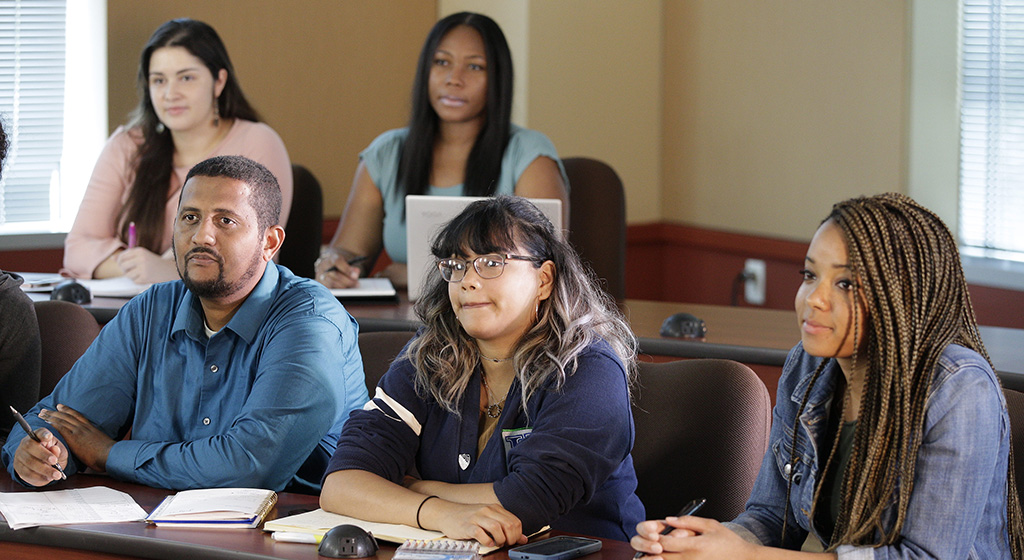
top-left (960, 0), bottom-right (1024, 258)
top-left (0, 0), bottom-right (106, 236)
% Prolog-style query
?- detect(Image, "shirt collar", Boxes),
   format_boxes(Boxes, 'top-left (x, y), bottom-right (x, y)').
top-left (171, 262), bottom-right (278, 344)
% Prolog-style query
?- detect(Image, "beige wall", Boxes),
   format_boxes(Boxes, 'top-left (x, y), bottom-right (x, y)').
top-left (662, 1), bottom-right (907, 241)
top-left (106, 0), bottom-right (436, 216)
top-left (108, 1), bottom-right (911, 243)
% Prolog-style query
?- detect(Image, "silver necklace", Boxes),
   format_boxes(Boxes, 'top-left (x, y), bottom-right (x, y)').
top-left (480, 372), bottom-right (506, 418)
top-left (479, 352), bottom-right (511, 363)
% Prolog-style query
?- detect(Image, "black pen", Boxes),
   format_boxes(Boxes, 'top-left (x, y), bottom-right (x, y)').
top-left (327, 255), bottom-right (368, 274)
top-left (9, 405), bottom-right (67, 480)
top-left (633, 498), bottom-right (706, 559)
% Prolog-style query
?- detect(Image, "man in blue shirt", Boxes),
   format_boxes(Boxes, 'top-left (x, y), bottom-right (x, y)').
top-left (3, 155), bottom-right (367, 492)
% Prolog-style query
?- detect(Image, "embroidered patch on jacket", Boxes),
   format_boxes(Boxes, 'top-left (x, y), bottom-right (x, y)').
top-left (502, 427), bottom-right (533, 456)
top-left (458, 453), bottom-right (471, 470)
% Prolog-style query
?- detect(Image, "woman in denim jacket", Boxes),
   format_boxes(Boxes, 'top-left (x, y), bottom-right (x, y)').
top-left (631, 193), bottom-right (1024, 558)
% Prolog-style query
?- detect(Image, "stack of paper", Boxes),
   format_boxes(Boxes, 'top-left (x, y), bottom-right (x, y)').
top-left (0, 486), bottom-right (147, 530)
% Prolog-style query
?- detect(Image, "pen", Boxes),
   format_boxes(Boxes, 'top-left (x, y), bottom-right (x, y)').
top-left (327, 256), bottom-right (368, 274)
top-left (633, 498), bottom-right (705, 559)
top-left (127, 222), bottom-right (137, 248)
top-left (272, 532), bottom-right (322, 544)
top-left (9, 405), bottom-right (67, 480)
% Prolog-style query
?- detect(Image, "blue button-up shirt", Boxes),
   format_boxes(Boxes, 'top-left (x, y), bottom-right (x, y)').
top-left (3, 263), bottom-right (367, 491)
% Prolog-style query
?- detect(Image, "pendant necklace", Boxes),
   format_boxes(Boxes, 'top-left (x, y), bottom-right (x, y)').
top-left (480, 371), bottom-right (507, 418)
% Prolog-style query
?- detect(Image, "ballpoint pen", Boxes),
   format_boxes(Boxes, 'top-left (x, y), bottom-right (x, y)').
top-left (633, 498), bottom-right (706, 559)
top-left (9, 405), bottom-right (67, 480)
top-left (327, 255), bottom-right (369, 274)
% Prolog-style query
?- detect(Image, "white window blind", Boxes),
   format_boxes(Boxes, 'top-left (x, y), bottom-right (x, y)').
top-left (0, 0), bottom-right (65, 226)
top-left (961, 0), bottom-right (1024, 256)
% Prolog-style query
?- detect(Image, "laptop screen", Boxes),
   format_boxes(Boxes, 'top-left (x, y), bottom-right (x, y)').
top-left (404, 195), bottom-right (563, 301)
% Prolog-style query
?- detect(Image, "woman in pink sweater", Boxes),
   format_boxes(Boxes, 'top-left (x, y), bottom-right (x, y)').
top-left (64, 18), bottom-right (291, 282)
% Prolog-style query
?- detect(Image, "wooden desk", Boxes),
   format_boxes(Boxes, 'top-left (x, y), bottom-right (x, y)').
top-left (32, 290), bottom-right (1024, 383)
top-left (0, 472), bottom-right (633, 560)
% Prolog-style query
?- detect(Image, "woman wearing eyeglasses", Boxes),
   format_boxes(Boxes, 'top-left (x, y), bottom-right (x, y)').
top-left (320, 195), bottom-right (643, 546)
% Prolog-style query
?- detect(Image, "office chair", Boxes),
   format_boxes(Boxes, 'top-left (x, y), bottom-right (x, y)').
top-left (33, 300), bottom-right (101, 398)
top-left (632, 358), bottom-right (771, 521)
top-left (278, 164), bottom-right (324, 279)
top-left (1004, 387), bottom-right (1024, 508)
top-left (563, 157), bottom-right (627, 300)
top-left (357, 330), bottom-right (415, 395)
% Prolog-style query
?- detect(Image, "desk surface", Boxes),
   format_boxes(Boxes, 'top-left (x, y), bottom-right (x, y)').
top-left (0, 473), bottom-right (633, 560)
top-left (30, 290), bottom-right (1024, 379)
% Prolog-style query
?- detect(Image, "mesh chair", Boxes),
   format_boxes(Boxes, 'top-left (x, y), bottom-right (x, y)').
top-left (357, 331), bottom-right (415, 395)
top-left (632, 359), bottom-right (771, 521)
top-left (564, 157), bottom-right (626, 300)
top-left (33, 300), bottom-right (101, 398)
top-left (1004, 387), bottom-right (1024, 508)
top-left (279, 164), bottom-right (324, 278)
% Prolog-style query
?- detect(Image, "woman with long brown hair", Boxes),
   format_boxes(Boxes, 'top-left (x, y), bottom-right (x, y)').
top-left (64, 18), bottom-right (292, 282)
top-left (632, 193), bottom-right (1024, 558)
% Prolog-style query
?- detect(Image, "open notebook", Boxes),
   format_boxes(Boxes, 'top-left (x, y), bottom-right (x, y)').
top-left (405, 195), bottom-right (562, 302)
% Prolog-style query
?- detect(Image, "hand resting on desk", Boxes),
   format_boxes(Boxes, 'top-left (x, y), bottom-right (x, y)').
top-left (631, 517), bottom-right (761, 560)
top-left (11, 427), bottom-right (69, 486)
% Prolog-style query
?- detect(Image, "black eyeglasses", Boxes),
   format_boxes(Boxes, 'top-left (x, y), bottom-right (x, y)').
top-left (437, 253), bottom-right (542, 283)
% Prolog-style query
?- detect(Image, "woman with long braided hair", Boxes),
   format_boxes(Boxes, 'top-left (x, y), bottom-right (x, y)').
top-left (631, 193), bottom-right (1024, 558)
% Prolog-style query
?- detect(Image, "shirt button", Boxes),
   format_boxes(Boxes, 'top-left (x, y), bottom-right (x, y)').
top-left (203, 417), bottom-right (211, 426)
top-left (210, 364), bottom-right (218, 373)
top-left (784, 463), bottom-right (792, 477)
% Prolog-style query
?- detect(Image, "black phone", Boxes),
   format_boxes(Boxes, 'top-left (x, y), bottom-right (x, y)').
top-left (509, 536), bottom-right (602, 560)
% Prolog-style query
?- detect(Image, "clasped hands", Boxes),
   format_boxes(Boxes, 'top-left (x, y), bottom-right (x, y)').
top-left (631, 517), bottom-right (760, 560)
top-left (13, 404), bottom-right (114, 486)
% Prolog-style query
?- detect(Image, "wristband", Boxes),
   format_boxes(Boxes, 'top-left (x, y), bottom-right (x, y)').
top-left (416, 495), bottom-right (439, 530)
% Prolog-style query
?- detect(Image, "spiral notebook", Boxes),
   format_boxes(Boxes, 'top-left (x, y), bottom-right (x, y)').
top-left (146, 488), bottom-right (277, 528)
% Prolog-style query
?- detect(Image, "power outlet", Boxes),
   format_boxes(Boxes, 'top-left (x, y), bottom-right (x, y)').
top-left (744, 259), bottom-right (766, 306)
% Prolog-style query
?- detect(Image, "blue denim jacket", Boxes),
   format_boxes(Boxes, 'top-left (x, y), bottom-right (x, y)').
top-left (727, 343), bottom-right (1013, 559)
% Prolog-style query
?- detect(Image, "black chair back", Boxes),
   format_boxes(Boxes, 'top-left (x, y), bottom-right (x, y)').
top-left (279, 164), bottom-right (324, 278)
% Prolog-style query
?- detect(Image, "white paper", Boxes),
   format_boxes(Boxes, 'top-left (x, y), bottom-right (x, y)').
top-left (79, 277), bottom-right (151, 298)
top-left (0, 486), bottom-right (148, 530)
top-left (264, 508), bottom-right (442, 542)
top-left (150, 488), bottom-right (272, 518)
top-left (329, 277), bottom-right (397, 299)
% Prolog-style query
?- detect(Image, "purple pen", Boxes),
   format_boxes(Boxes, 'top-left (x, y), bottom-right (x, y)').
top-left (128, 221), bottom-right (137, 248)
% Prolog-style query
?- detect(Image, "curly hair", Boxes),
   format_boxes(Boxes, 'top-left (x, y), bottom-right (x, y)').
top-left (408, 195), bottom-right (636, 415)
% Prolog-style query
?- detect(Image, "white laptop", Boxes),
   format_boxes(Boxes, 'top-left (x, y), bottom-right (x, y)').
top-left (405, 195), bottom-right (563, 301)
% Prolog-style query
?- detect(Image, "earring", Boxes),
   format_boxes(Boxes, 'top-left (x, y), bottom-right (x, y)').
top-left (213, 95), bottom-right (220, 127)
top-left (155, 122), bottom-right (165, 134)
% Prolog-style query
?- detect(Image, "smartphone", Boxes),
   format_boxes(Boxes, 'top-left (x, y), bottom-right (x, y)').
top-left (509, 536), bottom-right (602, 560)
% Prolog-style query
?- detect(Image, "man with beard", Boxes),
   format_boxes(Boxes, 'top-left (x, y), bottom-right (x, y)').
top-left (3, 156), bottom-right (367, 493)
